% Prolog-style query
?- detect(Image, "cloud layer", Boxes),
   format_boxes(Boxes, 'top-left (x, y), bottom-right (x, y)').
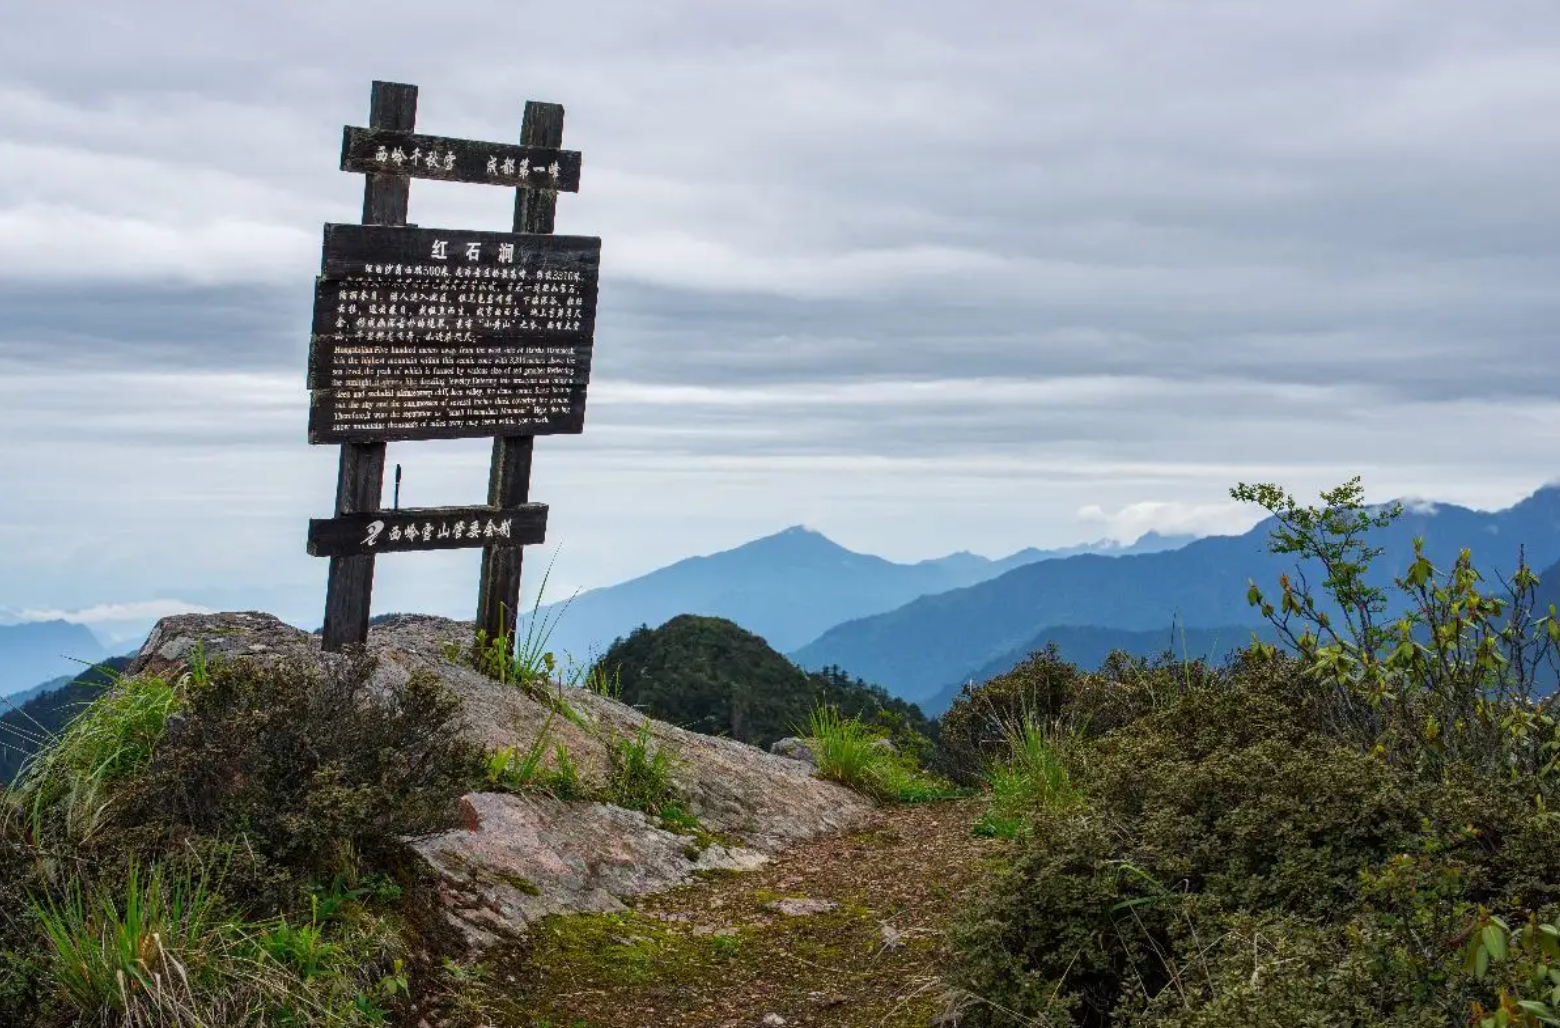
top-left (4, 0), bottom-right (1560, 643)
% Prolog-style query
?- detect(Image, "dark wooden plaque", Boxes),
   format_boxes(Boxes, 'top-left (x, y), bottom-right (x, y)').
top-left (307, 223), bottom-right (600, 444)
top-left (316, 223), bottom-right (600, 279)
top-left (340, 127), bottom-right (582, 192)
top-left (307, 503), bottom-right (548, 557)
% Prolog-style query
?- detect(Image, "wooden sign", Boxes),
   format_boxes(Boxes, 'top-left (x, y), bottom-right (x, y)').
top-left (310, 80), bottom-right (589, 655)
top-left (307, 504), bottom-right (548, 557)
top-left (305, 223), bottom-right (600, 443)
top-left (340, 127), bottom-right (582, 192)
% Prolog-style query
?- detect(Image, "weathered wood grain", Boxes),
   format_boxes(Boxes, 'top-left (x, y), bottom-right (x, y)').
top-left (322, 80), bottom-right (414, 653)
top-left (479, 101), bottom-right (566, 649)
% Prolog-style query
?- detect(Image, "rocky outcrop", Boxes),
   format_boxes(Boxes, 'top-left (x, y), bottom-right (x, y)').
top-left (129, 612), bottom-right (877, 950)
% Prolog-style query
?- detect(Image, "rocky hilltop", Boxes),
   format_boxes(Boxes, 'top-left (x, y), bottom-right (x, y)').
top-left (129, 611), bottom-right (877, 952)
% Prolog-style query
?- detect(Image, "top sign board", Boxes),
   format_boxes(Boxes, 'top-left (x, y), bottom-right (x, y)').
top-left (340, 126), bottom-right (582, 192)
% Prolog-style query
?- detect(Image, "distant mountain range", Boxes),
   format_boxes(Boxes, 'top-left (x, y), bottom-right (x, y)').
top-left (790, 486), bottom-right (1560, 705)
top-left (515, 525), bottom-right (1196, 670)
top-left (0, 620), bottom-right (107, 699)
top-left (13, 484), bottom-right (1560, 738)
top-left (2, 672), bottom-right (76, 709)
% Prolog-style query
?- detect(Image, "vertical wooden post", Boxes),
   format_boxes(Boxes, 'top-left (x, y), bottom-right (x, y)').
top-left (321, 80), bottom-right (417, 652)
top-left (476, 101), bottom-right (564, 652)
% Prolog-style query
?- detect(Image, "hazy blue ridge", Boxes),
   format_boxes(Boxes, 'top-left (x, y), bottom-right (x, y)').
top-left (788, 487), bottom-right (1560, 704)
top-left (514, 525), bottom-right (1197, 670)
top-left (0, 620), bottom-right (107, 698)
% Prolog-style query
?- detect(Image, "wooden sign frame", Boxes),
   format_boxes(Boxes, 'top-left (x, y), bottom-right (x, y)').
top-left (310, 80), bottom-right (588, 654)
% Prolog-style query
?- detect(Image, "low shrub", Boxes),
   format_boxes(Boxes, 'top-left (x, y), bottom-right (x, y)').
top-left (115, 652), bottom-right (483, 905)
top-left (947, 477), bottom-right (1560, 1026)
top-left (0, 814), bottom-right (45, 1026)
top-left (939, 643), bottom-right (1084, 785)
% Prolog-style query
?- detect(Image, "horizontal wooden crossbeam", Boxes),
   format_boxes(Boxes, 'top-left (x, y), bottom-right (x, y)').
top-left (340, 126), bottom-right (582, 192)
top-left (307, 503), bottom-right (547, 557)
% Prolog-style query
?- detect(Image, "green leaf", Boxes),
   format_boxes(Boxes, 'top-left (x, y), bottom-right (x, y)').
top-left (1516, 1000), bottom-right (1559, 1024)
top-left (1485, 925), bottom-right (1510, 961)
top-left (1476, 943), bottom-right (1491, 980)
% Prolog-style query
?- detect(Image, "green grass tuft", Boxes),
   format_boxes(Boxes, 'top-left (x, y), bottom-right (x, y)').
top-left (971, 715), bottom-right (1085, 840)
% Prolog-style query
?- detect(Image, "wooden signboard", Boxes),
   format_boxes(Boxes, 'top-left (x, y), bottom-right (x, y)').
top-left (306, 224), bottom-right (600, 443)
top-left (307, 80), bottom-right (594, 653)
top-left (339, 127), bottom-right (582, 192)
top-left (307, 504), bottom-right (548, 557)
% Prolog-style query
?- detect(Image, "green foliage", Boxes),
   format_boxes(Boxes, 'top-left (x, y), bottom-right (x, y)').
top-left (1232, 475), bottom-right (1560, 778)
top-left (947, 476), bottom-right (1560, 1027)
top-left (603, 720), bottom-right (682, 816)
top-left (544, 742), bottom-right (590, 801)
top-left (971, 715), bottom-right (1085, 840)
top-left (0, 655), bottom-right (132, 785)
top-left (454, 547), bottom-right (581, 690)
top-left (484, 711), bottom-right (558, 792)
top-left (590, 616), bottom-right (821, 748)
top-left (805, 703), bottom-right (964, 804)
top-left (26, 859), bottom-right (276, 1026)
top-left (582, 660), bottom-right (622, 700)
top-left (807, 702), bottom-right (881, 786)
top-left (0, 814), bottom-right (45, 1025)
top-left (1466, 909), bottom-right (1560, 1027)
top-left (0, 633), bottom-right (525, 1028)
top-left (11, 665), bottom-right (183, 848)
top-left (939, 642), bottom-right (1087, 785)
top-left (112, 652), bottom-right (482, 907)
top-left (586, 617), bottom-right (939, 755)
top-left (804, 663), bottom-right (941, 761)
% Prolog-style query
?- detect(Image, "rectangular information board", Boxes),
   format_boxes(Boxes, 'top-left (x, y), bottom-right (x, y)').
top-left (306, 223), bottom-right (600, 443)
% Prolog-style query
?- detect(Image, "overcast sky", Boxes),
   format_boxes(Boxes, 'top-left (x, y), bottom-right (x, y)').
top-left (4, 1), bottom-right (1560, 647)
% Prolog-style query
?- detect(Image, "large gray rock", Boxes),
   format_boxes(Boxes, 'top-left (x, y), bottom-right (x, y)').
top-left (129, 612), bottom-right (877, 951)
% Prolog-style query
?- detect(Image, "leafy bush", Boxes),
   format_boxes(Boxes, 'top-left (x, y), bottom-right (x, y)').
top-left (1, 647), bottom-right (482, 1027)
top-left (114, 652), bottom-right (483, 907)
top-left (947, 476), bottom-right (1560, 1027)
top-left (0, 814), bottom-right (45, 1026)
top-left (938, 642), bottom-right (1086, 784)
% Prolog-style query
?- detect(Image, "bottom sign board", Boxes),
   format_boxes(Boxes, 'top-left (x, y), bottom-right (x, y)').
top-left (307, 503), bottom-right (547, 557)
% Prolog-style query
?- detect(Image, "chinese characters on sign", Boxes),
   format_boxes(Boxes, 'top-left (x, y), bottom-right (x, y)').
top-left (305, 504), bottom-right (550, 557)
top-left (339, 126), bottom-right (583, 192)
top-left (306, 224), bottom-right (600, 443)
top-left (367, 513), bottom-right (512, 547)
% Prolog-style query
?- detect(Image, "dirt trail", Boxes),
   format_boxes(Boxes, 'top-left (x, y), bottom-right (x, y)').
top-left (492, 796), bottom-right (1002, 1028)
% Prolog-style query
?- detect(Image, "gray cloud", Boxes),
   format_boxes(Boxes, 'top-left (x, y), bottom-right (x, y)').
top-left (5, 0), bottom-right (1560, 637)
